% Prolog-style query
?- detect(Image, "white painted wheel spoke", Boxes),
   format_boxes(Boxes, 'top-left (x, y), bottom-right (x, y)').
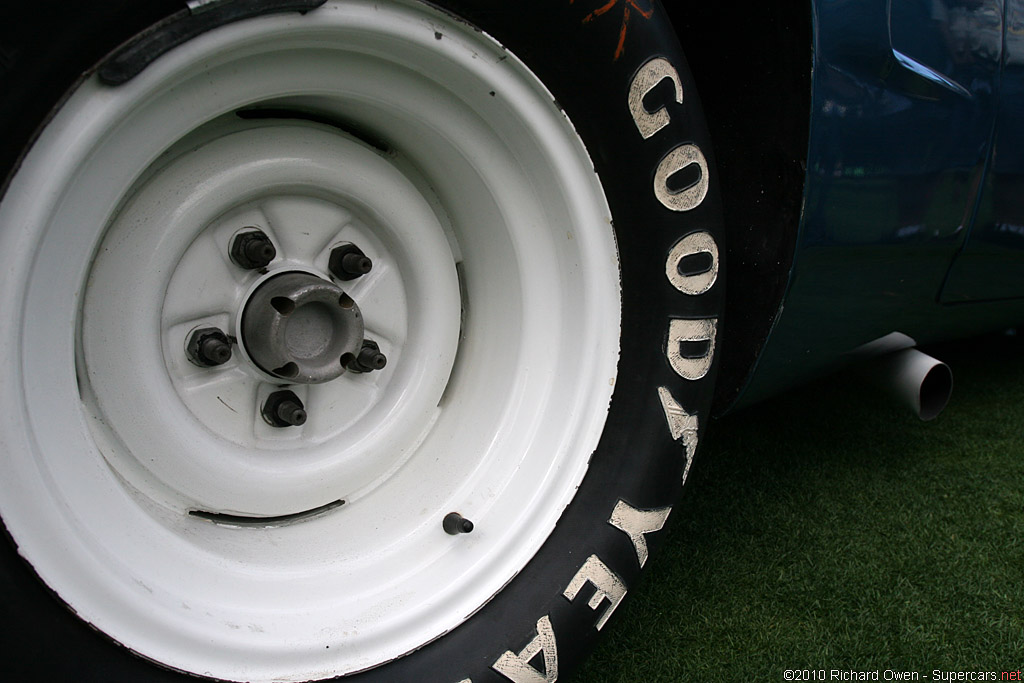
top-left (178, 368), bottom-right (261, 437)
top-left (302, 375), bottom-right (380, 442)
top-left (162, 231), bottom-right (244, 327)
top-left (261, 195), bottom-right (351, 263)
top-left (351, 265), bottom-right (408, 346)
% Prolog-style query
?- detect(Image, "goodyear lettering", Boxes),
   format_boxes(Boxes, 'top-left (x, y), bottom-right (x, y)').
top-left (654, 144), bottom-right (709, 212)
top-left (628, 53), bottom-right (719, 454)
top-left (655, 386), bottom-right (698, 482)
top-left (667, 231), bottom-right (718, 296)
top-left (608, 499), bottom-right (672, 568)
top-left (666, 318), bottom-right (717, 381)
top-left (628, 57), bottom-right (683, 139)
top-left (492, 615), bottom-right (558, 683)
top-left (562, 555), bottom-right (627, 631)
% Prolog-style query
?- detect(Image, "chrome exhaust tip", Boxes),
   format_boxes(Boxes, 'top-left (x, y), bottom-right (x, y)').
top-left (873, 347), bottom-right (953, 421)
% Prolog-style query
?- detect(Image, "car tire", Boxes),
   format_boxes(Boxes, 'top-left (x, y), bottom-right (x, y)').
top-left (0, 1), bottom-right (724, 681)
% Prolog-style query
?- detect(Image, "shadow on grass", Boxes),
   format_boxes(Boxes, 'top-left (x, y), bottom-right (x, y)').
top-left (574, 333), bottom-right (1024, 682)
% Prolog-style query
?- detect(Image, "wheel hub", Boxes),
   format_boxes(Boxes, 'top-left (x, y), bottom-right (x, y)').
top-left (241, 271), bottom-right (364, 383)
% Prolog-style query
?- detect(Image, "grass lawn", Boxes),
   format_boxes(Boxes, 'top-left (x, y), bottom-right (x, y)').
top-left (573, 333), bottom-right (1024, 682)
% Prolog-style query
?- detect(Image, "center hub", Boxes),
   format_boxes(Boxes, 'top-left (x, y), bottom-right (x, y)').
top-left (241, 271), bottom-right (364, 384)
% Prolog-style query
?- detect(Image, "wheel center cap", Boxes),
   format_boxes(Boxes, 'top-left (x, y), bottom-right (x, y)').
top-left (241, 271), bottom-right (364, 384)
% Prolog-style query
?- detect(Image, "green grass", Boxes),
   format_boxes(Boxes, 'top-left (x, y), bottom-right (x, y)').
top-left (573, 334), bottom-right (1024, 682)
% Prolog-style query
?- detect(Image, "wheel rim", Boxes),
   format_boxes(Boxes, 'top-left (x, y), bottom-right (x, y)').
top-left (0, 2), bottom-right (620, 680)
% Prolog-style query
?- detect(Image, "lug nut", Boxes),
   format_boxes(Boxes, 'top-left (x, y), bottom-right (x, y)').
top-left (262, 390), bottom-right (307, 428)
top-left (443, 512), bottom-right (474, 535)
top-left (329, 243), bottom-right (373, 281)
top-left (186, 327), bottom-right (233, 367)
top-left (345, 339), bottom-right (387, 373)
top-left (341, 252), bottom-right (372, 276)
top-left (230, 229), bottom-right (277, 270)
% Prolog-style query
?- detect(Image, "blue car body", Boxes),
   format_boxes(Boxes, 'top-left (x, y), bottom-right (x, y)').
top-left (686, 0), bottom-right (1024, 411)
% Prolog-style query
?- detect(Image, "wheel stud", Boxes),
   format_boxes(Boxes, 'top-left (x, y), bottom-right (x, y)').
top-left (443, 512), bottom-right (474, 535)
top-left (186, 327), bottom-right (233, 367)
top-left (262, 390), bottom-right (307, 428)
top-left (346, 339), bottom-right (387, 373)
top-left (329, 243), bottom-right (373, 281)
top-left (230, 229), bottom-right (277, 270)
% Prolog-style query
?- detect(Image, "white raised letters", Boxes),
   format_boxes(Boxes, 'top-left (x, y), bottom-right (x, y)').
top-left (666, 318), bottom-right (717, 381)
top-left (666, 231), bottom-right (719, 295)
top-left (608, 500), bottom-right (672, 568)
top-left (654, 144), bottom-right (709, 212)
top-left (656, 387), bottom-right (699, 482)
top-left (632, 57), bottom-right (715, 479)
top-left (628, 57), bottom-right (684, 139)
top-left (562, 555), bottom-right (627, 631)
top-left (492, 615), bottom-right (558, 683)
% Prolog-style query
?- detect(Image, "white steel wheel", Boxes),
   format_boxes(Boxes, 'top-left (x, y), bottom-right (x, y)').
top-left (0, 2), bottom-right (621, 680)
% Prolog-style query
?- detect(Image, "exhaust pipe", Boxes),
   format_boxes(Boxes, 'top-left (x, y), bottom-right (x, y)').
top-left (871, 347), bottom-right (953, 421)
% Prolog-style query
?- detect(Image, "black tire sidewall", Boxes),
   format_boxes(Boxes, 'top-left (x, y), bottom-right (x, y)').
top-left (0, 2), bottom-right (724, 681)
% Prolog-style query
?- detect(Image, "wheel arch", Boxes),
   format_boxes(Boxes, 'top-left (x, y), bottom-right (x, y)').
top-left (666, 0), bottom-right (815, 414)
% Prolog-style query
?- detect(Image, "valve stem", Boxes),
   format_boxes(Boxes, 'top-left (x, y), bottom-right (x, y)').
top-left (443, 512), bottom-right (474, 535)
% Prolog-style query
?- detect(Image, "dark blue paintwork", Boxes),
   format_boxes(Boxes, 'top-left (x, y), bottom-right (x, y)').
top-left (736, 0), bottom-right (1024, 408)
top-left (943, 0), bottom-right (1024, 301)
